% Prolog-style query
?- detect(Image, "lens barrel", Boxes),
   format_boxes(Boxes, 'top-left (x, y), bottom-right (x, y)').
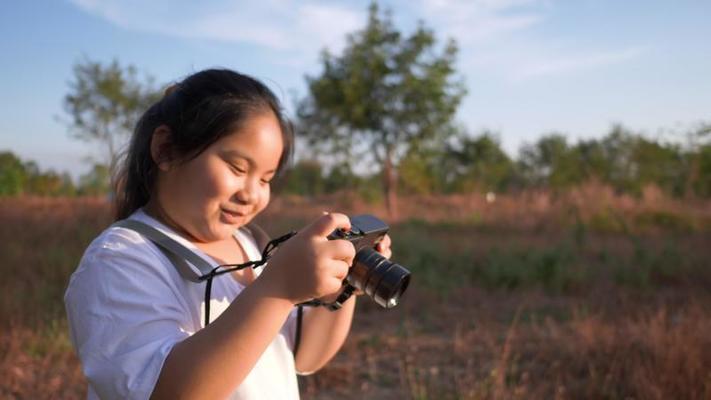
top-left (347, 247), bottom-right (411, 308)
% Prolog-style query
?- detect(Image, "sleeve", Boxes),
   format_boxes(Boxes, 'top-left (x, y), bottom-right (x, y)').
top-left (282, 306), bottom-right (300, 353)
top-left (64, 239), bottom-right (192, 400)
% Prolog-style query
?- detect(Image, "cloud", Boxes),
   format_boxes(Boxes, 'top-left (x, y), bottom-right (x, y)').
top-left (409, 1), bottom-right (650, 83)
top-left (512, 46), bottom-right (650, 81)
top-left (69, 0), bottom-right (650, 83)
top-left (69, 0), bottom-right (364, 55)
top-left (418, 0), bottom-right (548, 43)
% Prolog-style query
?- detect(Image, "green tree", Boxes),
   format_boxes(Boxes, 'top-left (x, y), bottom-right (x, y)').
top-left (77, 163), bottom-right (111, 196)
top-left (444, 131), bottom-right (515, 193)
top-left (684, 122), bottom-right (711, 197)
top-left (323, 164), bottom-right (360, 194)
top-left (590, 125), bottom-right (685, 196)
top-left (573, 138), bottom-right (609, 183)
top-left (398, 146), bottom-right (443, 195)
top-left (518, 134), bottom-right (583, 190)
top-left (631, 137), bottom-right (685, 196)
top-left (297, 2), bottom-right (466, 217)
top-left (0, 152), bottom-right (27, 196)
top-left (279, 159), bottom-right (325, 196)
top-left (695, 143), bottom-right (711, 197)
top-left (63, 57), bottom-right (161, 172)
top-left (25, 168), bottom-right (75, 196)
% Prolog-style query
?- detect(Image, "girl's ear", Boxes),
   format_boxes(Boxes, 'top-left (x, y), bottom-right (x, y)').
top-left (150, 125), bottom-right (174, 171)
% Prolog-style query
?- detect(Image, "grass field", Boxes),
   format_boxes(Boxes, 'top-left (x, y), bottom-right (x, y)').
top-left (1, 191), bottom-right (710, 399)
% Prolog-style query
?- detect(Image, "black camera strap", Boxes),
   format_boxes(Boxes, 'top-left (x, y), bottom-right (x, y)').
top-left (113, 219), bottom-right (297, 324)
top-left (112, 219), bottom-right (353, 356)
top-left (298, 284), bottom-right (356, 311)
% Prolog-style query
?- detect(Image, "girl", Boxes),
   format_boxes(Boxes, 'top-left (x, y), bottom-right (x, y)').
top-left (64, 69), bottom-right (392, 399)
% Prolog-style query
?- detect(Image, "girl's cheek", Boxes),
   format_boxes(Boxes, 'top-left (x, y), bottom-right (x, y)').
top-left (256, 185), bottom-right (271, 212)
top-left (216, 170), bottom-right (242, 198)
top-left (262, 185), bottom-right (271, 206)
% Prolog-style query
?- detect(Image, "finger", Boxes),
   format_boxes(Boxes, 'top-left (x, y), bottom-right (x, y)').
top-left (376, 234), bottom-right (392, 252)
top-left (329, 260), bottom-right (350, 281)
top-left (323, 278), bottom-right (347, 298)
top-left (304, 212), bottom-right (351, 238)
top-left (324, 239), bottom-right (356, 264)
top-left (376, 235), bottom-right (392, 258)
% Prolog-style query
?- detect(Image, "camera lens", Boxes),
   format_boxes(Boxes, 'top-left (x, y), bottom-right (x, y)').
top-left (347, 248), bottom-right (411, 309)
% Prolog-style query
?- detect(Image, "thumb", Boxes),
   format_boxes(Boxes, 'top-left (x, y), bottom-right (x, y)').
top-left (303, 212), bottom-right (351, 238)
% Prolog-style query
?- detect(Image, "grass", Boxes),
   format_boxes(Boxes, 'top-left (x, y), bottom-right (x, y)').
top-left (388, 216), bottom-right (709, 296)
top-left (1, 193), bottom-right (711, 399)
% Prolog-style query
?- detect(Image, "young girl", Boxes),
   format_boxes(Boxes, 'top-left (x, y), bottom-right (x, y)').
top-left (64, 69), bottom-right (392, 399)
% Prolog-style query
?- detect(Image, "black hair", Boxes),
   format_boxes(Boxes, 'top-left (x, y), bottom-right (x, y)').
top-left (112, 68), bottom-right (294, 221)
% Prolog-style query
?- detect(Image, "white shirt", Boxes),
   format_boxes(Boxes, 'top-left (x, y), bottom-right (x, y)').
top-left (64, 209), bottom-right (301, 399)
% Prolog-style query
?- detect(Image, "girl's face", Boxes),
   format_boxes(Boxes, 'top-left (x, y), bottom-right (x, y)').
top-left (154, 111), bottom-right (284, 243)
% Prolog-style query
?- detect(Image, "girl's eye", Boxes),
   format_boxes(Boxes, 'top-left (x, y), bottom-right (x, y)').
top-left (230, 163), bottom-right (247, 174)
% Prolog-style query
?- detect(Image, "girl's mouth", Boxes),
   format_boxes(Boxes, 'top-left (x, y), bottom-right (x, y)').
top-left (221, 208), bottom-right (248, 224)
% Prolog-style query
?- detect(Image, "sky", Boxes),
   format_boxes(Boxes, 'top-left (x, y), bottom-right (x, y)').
top-left (1, 0), bottom-right (710, 179)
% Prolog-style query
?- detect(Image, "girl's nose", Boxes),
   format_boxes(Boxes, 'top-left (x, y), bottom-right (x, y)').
top-left (235, 178), bottom-right (257, 204)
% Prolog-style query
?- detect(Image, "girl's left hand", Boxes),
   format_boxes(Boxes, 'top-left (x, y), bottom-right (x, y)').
top-left (375, 234), bottom-right (392, 259)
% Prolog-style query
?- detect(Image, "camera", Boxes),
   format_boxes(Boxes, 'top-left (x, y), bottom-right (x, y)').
top-left (328, 215), bottom-right (411, 309)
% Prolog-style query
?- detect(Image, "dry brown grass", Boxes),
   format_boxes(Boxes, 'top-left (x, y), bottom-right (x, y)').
top-left (1, 192), bottom-right (710, 399)
top-left (299, 287), bottom-right (711, 400)
top-left (265, 182), bottom-right (711, 235)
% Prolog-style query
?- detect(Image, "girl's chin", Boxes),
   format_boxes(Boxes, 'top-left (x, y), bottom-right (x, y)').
top-left (199, 226), bottom-right (238, 243)
top-left (217, 217), bottom-right (250, 234)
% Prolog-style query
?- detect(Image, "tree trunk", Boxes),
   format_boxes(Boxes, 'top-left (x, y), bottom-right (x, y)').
top-left (383, 151), bottom-right (398, 220)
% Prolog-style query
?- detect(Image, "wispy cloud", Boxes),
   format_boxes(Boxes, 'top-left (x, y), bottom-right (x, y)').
top-left (70, 0), bottom-right (649, 82)
top-left (69, 0), bottom-right (364, 56)
top-left (512, 46), bottom-right (650, 81)
top-left (411, 0), bottom-right (649, 82)
top-left (419, 0), bottom-right (548, 43)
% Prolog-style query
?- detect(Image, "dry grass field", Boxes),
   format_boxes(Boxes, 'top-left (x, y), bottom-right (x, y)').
top-left (1, 189), bottom-right (710, 399)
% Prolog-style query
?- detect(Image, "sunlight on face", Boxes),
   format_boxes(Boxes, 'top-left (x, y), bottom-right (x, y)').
top-left (158, 112), bottom-right (284, 243)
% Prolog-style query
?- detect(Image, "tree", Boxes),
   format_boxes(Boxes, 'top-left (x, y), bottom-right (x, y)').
top-left (398, 146), bottom-right (443, 195)
top-left (297, 2), bottom-right (466, 217)
top-left (77, 163), bottom-right (111, 196)
top-left (518, 134), bottom-right (584, 190)
top-left (443, 131), bottom-right (515, 193)
top-left (0, 152), bottom-right (27, 196)
top-left (695, 142), bottom-right (711, 197)
top-left (0, 152), bottom-right (80, 197)
top-left (63, 57), bottom-right (161, 172)
top-left (25, 170), bottom-right (75, 197)
top-left (630, 136), bottom-right (685, 196)
top-left (684, 122), bottom-right (711, 198)
top-left (278, 159), bottom-right (326, 196)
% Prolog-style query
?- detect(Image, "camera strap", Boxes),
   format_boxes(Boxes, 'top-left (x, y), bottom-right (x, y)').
top-left (114, 219), bottom-right (215, 282)
top-left (298, 284), bottom-right (356, 311)
top-left (113, 219), bottom-right (353, 356)
top-left (113, 218), bottom-right (295, 315)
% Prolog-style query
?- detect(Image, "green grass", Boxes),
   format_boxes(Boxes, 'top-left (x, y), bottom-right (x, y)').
top-left (391, 217), bottom-right (709, 296)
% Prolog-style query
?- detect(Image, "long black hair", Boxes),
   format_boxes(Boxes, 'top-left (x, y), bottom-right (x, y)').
top-left (113, 69), bottom-right (294, 221)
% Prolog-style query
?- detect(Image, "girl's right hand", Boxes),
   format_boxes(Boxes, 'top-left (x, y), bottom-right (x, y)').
top-left (259, 213), bottom-right (356, 304)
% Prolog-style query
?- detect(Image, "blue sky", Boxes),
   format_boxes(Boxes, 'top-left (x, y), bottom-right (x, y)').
top-left (1, 0), bottom-right (710, 179)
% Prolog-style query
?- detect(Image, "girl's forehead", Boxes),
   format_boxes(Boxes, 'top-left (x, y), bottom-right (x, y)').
top-left (213, 115), bottom-right (283, 160)
top-left (221, 119), bottom-right (282, 147)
